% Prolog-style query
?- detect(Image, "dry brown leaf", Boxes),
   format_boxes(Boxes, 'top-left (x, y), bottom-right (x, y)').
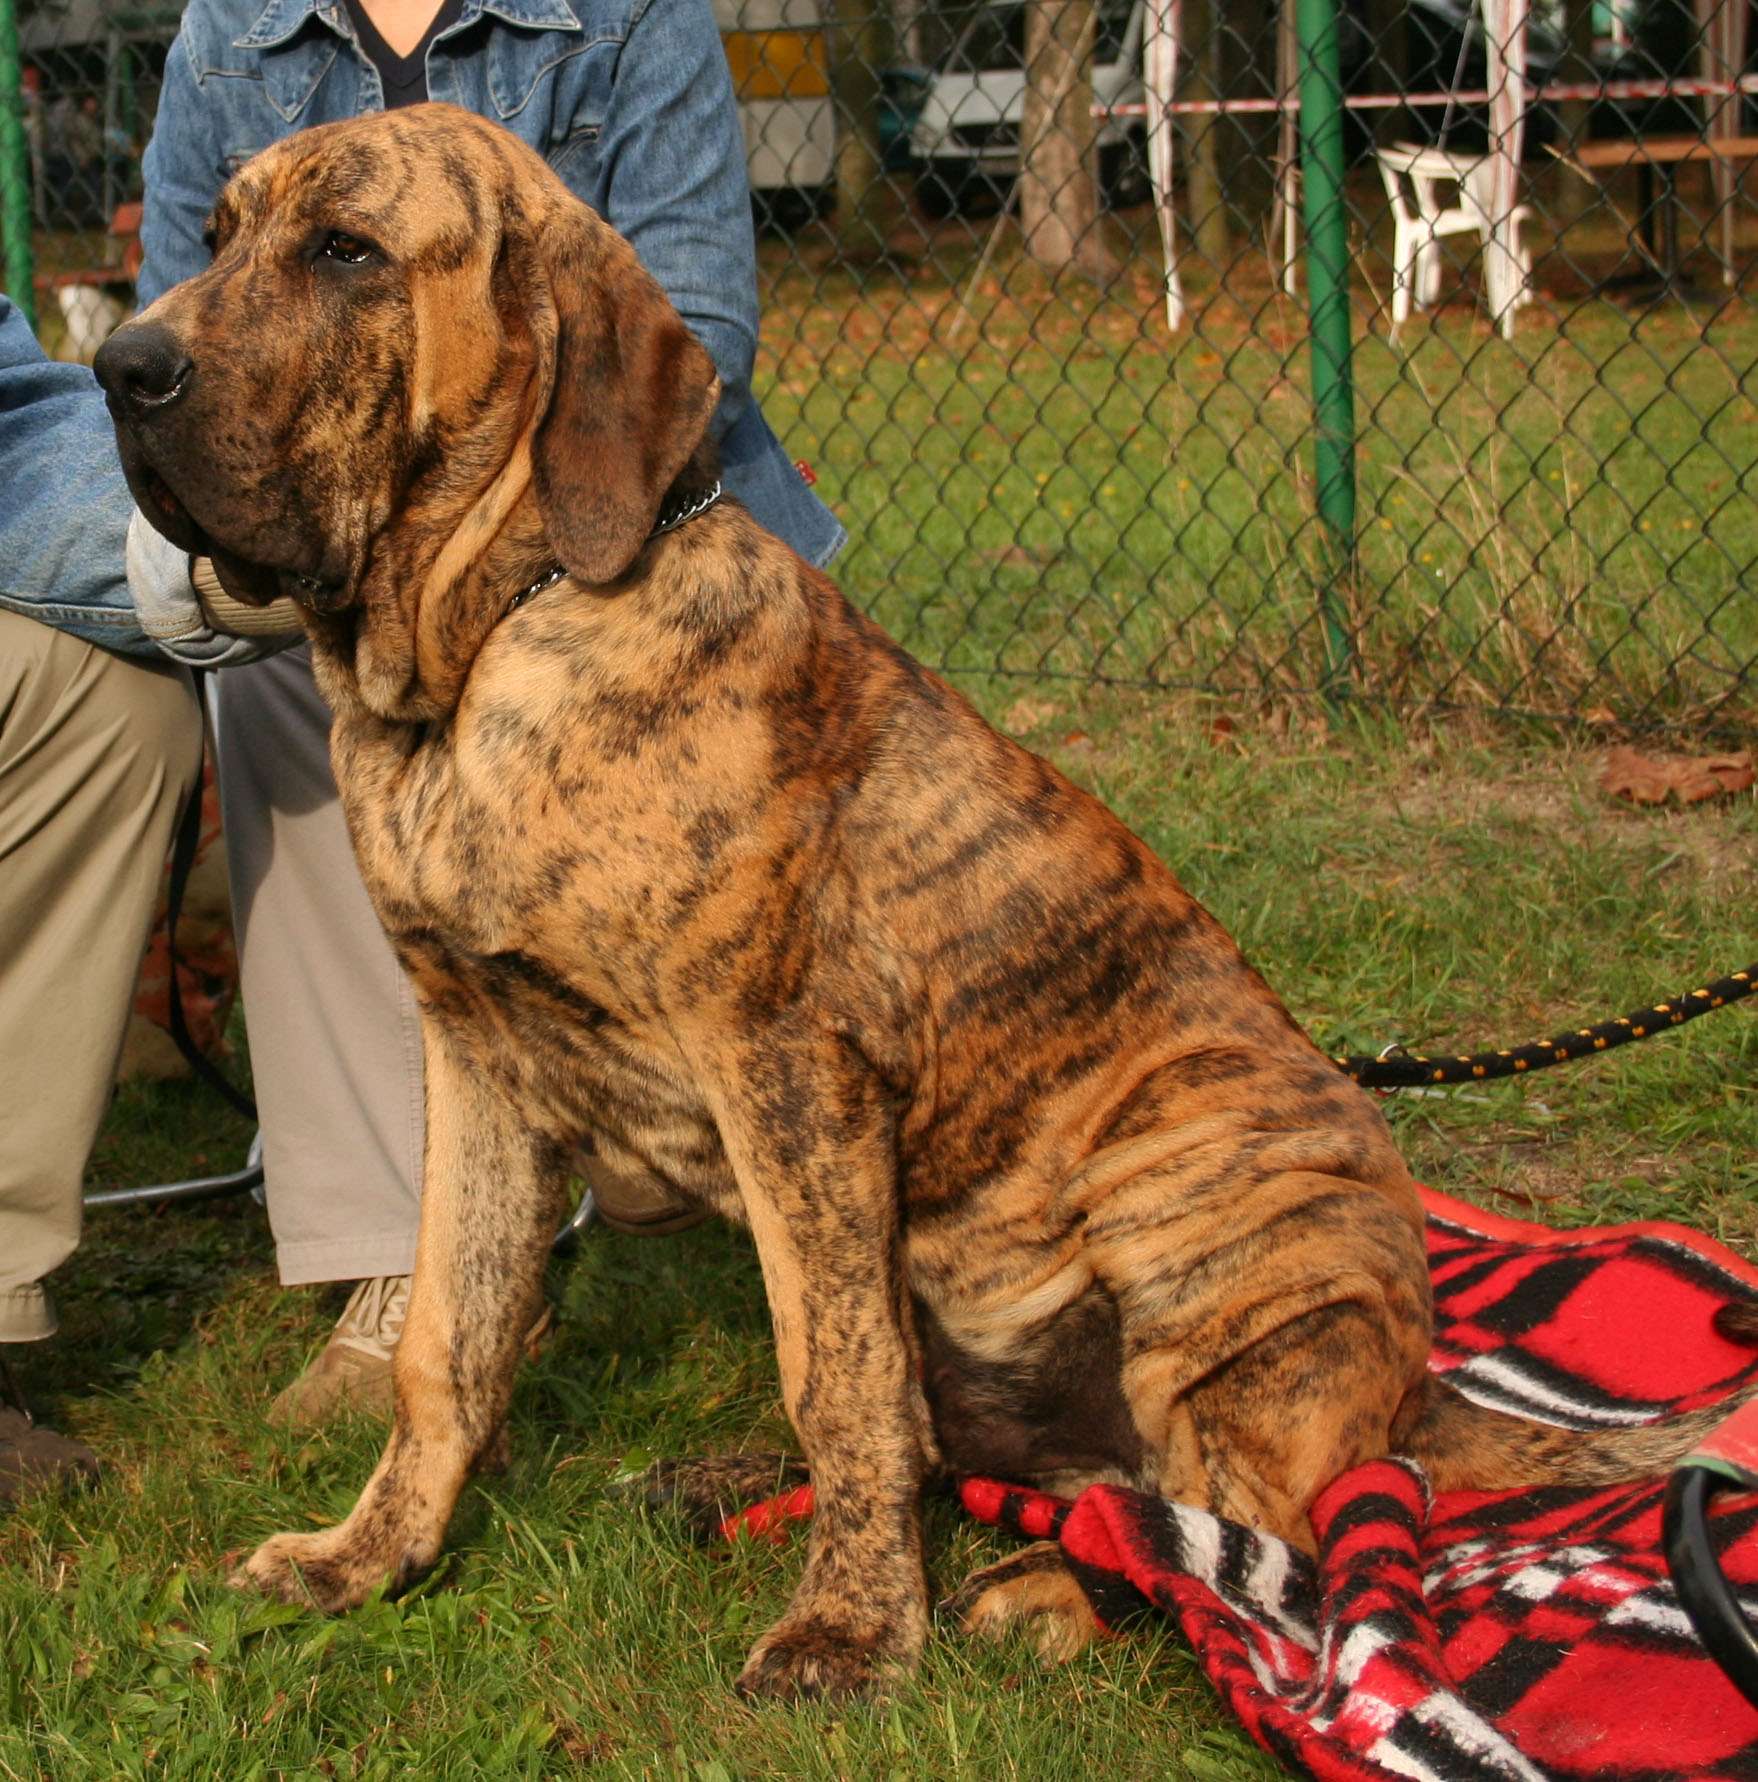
top-left (1597, 745), bottom-right (1755, 807)
top-left (999, 696), bottom-right (1062, 736)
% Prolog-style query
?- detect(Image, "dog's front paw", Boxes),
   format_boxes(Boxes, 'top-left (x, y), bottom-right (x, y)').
top-left (228, 1526), bottom-right (433, 1612)
top-left (734, 1609), bottom-right (922, 1702)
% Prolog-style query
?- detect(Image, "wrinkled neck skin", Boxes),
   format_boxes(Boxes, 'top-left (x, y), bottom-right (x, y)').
top-left (301, 433), bottom-right (555, 727)
top-left (299, 426), bottom-right (723, 731)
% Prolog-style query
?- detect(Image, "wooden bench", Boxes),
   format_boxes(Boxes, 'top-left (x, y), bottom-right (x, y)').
top-left (34, 202), bottom-right (142, 361)
top-left (1554, 136), bottom-right (1758, 293)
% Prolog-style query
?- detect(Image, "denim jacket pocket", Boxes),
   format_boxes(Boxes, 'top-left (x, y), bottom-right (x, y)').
top-left (189, 17), bottom-right (340, 128)
top-left (548, 117), bottom-right (604, 183)
top-left (483, 26), bottom-right (604, 123)
top-left (255, 36), bottom-right (344, 124)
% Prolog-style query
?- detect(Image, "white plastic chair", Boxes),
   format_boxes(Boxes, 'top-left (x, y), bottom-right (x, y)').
top-left (1374, 142), bottom-right (1533, 327)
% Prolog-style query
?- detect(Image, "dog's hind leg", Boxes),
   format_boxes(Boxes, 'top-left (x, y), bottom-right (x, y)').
top-left (1087, 1165), bottom-right (1430, 1552)
top-left (233, 1022), bottom-right (568, 1611)
top-left (944, 1542), bottom-right (1103, 1662)
top-left (1152, 1295), bottom-right (1424, 1552)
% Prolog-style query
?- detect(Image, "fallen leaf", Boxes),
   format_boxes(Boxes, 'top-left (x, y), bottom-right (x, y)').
top-left (1499, 1177), bottom-right (1578, 1207)
top-left (1206, 713), bottom-right (1241, 749)
top-left (1000, 696), bottom-right (1062, 736)
top-left (984, 544), bottom-right (1043, 569)
top-left (1597, 745), bottom-right (1754, 806)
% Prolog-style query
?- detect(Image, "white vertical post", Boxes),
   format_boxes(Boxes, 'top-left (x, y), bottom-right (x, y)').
top-left (1482, 0), bottom-right (1529, 338)
top-left (1144, 0), bottom-right (1184, 330)
top-left (1275, 0), bottom-right (1299, 295)
top-left (1696, 0), bottom-right (1748, 287)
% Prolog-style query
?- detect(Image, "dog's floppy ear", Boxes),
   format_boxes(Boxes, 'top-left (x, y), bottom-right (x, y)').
top-left (531, 211), bottom-right (722, 586)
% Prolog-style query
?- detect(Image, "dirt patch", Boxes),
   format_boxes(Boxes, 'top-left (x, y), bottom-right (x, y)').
top-left (997, 694), bottom-right (1065, 737)
top-left (1381, 755), bottom-right (1591, 832)
top-left (1399, 1116), bottom-right (1585, 1209)
top-left (1482, 1140), bottom-right (1585, 1207)
top-left (1377, 750), bottom-right (1756, 903)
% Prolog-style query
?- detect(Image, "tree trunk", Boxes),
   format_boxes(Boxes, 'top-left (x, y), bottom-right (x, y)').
top-left (831, 0), bottom-right (897, 260)
top-left (1547, 0), bottom-right (1597, 222)
top-left (1180, 0), bottom-right (1228, 270)
top-left (1020, 0), bottom-right (1117, 279)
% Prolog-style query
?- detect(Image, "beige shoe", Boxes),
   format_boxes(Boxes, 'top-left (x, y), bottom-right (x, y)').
top-left (579, 1142), bottom-right (706, 1236)
top-left (268, 1276), bottom-right (558, 1430)
top-left (268, 1273), bottom-right (407, 1428)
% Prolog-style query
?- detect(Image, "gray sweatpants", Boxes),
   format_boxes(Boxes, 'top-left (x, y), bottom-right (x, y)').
top-left (214, 645), bottom-right (423, 1287)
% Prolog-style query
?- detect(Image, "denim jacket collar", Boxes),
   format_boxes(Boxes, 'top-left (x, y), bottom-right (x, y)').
top-left (236, 0), bottom-right (581, 48)
top-left (235, 0), bottom-right (347, 51)
top-left (235, 0), bottom-right (585, 126)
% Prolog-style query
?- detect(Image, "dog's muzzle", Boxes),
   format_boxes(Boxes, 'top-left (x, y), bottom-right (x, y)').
top-left (93, 323), bottom-right (193, 420)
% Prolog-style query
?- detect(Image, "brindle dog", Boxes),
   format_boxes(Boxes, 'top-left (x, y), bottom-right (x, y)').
top-left (95, 105), bottom-right (1740, 1700)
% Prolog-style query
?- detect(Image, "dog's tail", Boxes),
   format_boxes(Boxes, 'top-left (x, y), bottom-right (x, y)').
top-left (1402, 1300), bottom-right (1758, 1492)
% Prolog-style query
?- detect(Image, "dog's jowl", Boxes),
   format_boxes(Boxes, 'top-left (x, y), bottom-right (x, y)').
top-left (96, 104), bottom-right (1750, 1701)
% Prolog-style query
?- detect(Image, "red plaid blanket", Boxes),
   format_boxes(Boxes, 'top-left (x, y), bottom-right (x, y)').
top-left (728, 1188), bottom-right (1758, 1779)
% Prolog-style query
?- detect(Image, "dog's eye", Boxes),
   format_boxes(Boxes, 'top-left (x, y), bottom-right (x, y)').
top-left (319, 231), bottom-right (377, 266)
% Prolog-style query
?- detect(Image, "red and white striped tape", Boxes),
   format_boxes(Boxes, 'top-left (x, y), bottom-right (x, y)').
top-left (1097, 75), bottom-right (1758, 122)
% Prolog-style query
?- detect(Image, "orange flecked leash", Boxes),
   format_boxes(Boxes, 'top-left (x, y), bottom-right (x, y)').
top-left (1334, 964), bottom-right (1756, 1089)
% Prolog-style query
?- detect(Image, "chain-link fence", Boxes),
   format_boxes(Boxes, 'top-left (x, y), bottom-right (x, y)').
top-left (5, 0), bottom-right (1757, 731)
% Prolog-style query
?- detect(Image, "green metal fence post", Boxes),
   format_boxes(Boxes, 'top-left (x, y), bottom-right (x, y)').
top-left (1295, 0), bottom-right (1356, 685)
top-left (0, 0), bottom-right (33, 334)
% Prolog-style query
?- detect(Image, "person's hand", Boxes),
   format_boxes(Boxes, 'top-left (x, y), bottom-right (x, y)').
top-left (125, 507), bottom-right (304, 666)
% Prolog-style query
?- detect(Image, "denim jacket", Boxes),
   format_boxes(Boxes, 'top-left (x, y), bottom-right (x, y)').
top-left (138, 0), bottom-right (842, 563)
top-left (0, 296), bottom-right (153, 654)
top-left (0, 0), bottom-right (840, 655)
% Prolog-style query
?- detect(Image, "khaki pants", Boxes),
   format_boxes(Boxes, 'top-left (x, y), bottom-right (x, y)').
top-left (0, 611), bottom-right (200, 1342)
top-left (213, 645), bottom-right (423, 1287)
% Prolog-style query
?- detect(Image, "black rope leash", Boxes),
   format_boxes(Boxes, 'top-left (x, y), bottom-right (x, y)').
top-left (1334, 964), bottom-right (1756, 1090)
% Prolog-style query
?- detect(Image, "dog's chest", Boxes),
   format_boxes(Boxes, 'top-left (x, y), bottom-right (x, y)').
top-left (331, 721), bottom-right (741, 1205)
top-left (407, 933), bottom-right (742, 1212)
top-left (333, 713), bottom-right (604, 944)
top-left (333, 707), bottom-right (719, 952)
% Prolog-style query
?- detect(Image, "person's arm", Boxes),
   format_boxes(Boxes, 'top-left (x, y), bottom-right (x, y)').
top-left (591, 0), bottom-right (762, 446)
top-left (137, 20), bottom-right (228, 310)
top-left (0, 296), bottom-right (155, 655)
top-left (0, 298), bottom-right (294, 665)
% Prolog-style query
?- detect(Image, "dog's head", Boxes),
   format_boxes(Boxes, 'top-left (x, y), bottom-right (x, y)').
top-left (95, 104), bottom-right (721, 716)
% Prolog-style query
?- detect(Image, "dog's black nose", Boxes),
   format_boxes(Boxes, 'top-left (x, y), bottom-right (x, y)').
top-left (93, 324), bottom-right (194, 417)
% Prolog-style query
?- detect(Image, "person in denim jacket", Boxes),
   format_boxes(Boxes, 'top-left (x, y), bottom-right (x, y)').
top-left (0, 295), bottom-right (204, 1495)
top-left (8, 0), bottom-right (838, 1431)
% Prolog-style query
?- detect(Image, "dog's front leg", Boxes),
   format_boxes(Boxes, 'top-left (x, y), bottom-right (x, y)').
top-left (696, 1026), bottom-right (931, 1702)
top-left (233, 1020), bottom-right (566, 1610)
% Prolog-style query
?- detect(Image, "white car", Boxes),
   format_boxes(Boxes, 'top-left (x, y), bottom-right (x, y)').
top-left (713, 0), bottom-right (837, 229)
top-left (906, 0), bottom-right (1149, 218)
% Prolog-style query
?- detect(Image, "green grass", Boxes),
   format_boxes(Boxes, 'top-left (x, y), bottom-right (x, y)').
top-left (3, 705), bottom-right (1753, 1778)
